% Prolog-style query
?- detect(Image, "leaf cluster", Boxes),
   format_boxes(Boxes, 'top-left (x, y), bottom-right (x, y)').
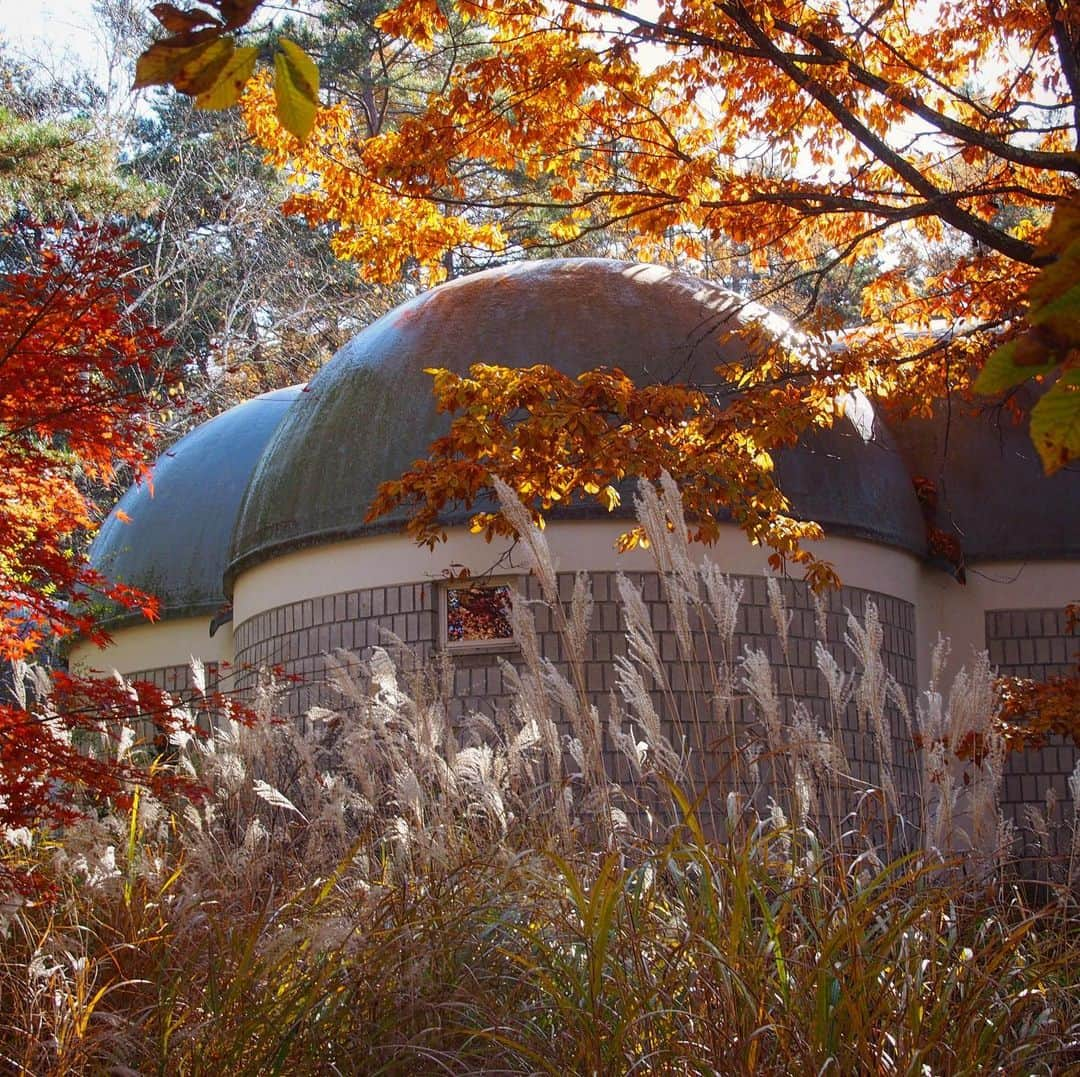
top-left (135, 0), bottom-right (1080, 557)
top-left (368, 359), bottom-right (845, 591)
top-left (135, 2), bottom-right (319, 139)
top-left (976, 193), bottom-right (1080, 471)
top-left (0, 224), bottom-right (171, 659)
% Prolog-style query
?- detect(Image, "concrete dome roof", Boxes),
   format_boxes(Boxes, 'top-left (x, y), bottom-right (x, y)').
top-left (91, 386), bottom-right (302, 626)
top-left (228, 259), bottom-right (925, 583)
top-left (891, 390), bottom-right (1080, 562)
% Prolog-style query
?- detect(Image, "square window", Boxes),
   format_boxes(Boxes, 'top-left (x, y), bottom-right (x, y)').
top-left (441, 580), bottom-right (518, 651)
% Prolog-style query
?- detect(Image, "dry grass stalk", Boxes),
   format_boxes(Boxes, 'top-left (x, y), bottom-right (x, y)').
top-left (2, 473), bottom-right (1077, 1072)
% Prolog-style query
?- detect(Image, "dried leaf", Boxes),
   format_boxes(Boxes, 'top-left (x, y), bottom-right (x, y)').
top-left (150, 4), bottom-right (218, 33)
top-left (133, 32), bottom-right (219, 88)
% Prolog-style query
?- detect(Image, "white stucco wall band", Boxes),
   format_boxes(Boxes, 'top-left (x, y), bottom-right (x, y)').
top-left (231, 523), bottom-right (926, 624)
top-left (915, 560), bottom-right (1080, 683)
top-left (235, 519), bottom-right (1060, 694)
top-left (67, 616), bottom-right (233, 682)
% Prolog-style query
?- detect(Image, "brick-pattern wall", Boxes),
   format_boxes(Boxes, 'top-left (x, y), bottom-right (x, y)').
top-left (233, 583), bottom-right (437, 713)
top-left (128, 664), bottom-right (190, 693)
top-left (119, 662), bottom-right (219, 744)
top-left (233, 571), bottom-right (919, 816)
top-left (988, 609), bottom-right (1078, 832)
top-left (126, 661), bottom-right (223, 695)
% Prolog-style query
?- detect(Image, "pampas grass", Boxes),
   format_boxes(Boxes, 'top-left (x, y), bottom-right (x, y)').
top-left (2, 475), bottom-right (1079, 1074)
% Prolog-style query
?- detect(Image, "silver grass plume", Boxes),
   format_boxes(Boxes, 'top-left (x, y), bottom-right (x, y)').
top-left (811, 589), bottom-right (829, 644)
top-left (765, 573), bottom-right (792, 659)
top-left (740, 647), bottom-right (782, 755)
top-left (564, 572), bottom-right (594, 670)
top-left (608, 701), bottom-right (646, 781)
top-left (612, 654), bottom-right (680, 777)
top-left (634, 473), bottom-right (696, 656)
top-left (845, 601), bottom-right (899, 815)
top-left (700, 564), bottom-right (743, 649)
top-left (616, 573), bottom-right (665, 687)
top-left (492, 474), bottom-right (559, 604)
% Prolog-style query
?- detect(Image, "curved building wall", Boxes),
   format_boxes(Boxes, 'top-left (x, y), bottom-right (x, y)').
top-left (986, 602), bottom-right (1079, 841)
top-left (62, 257), bottom-right (1078, 840)
top-left (73, 386), bottom-right (302, 692)
top-left (916, 560), bottom-right (1079, 676)
top-left (231, 523), bottom-right (922, 808)
top-left (67, 616), bottom-right (232, 695)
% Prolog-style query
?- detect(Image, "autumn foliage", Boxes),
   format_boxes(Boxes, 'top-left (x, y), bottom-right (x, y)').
top-left (131, 0), bottom-right (1080, 741)
top-left (0, 225), bottom-right (170, 660)
top-left (367, 361), bottom-right (846, 590)
top-left (0, 224), bottom-right (206, 846)
top-left (141, 0), bottom-right (1079, 541)
top-left (5, 670), bottom-right (196, 832)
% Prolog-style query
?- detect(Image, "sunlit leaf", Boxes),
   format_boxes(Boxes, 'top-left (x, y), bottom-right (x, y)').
top-left (1029, 281), bottom-right (1080, 339)
top-left (174, 37), bottom-right (235, 95)
top-left (273, 37), bottom-right (319, 140)
top-left (974, 339), bottom-right (1056, 395)
top-left (1030, 368), bottom-right (1080, 473)
top-left (195, 45), bottom-right (260, 110)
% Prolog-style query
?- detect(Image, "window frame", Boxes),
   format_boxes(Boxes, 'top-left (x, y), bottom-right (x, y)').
top-left (438, 575), bottom-right (522, 654)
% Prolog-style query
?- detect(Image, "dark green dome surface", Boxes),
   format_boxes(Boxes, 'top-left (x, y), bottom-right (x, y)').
top-left (227, 260), bottom-right (926, 586)
top-left (891, 390), bottom-right (1080, 562)
top-left (91, 386), bottom-right (302, 625)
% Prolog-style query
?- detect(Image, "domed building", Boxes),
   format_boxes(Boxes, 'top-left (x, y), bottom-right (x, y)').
top-left (67, 385), bottom-right (303, 694)
top-left (71, 259), bottom-right (1079, 821)
top-left (891, 391), bottom-right (1080, 825)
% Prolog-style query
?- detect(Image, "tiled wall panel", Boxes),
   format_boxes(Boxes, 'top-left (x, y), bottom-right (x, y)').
top-left (988, 608), bottom-right (1078, 839)
top-left (233, 571), bottom-right (920, 819)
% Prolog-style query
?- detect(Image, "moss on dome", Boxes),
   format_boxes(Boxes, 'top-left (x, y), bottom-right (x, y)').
top-left (226, 260), bottom-right (925, 587)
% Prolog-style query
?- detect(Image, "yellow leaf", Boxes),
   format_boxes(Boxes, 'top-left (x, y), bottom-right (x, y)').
top-left (196, 45), bottom-right (259, 110)
top-left (975, 338), bottom-right (1056, 395)
top-left (176, 38), bottom-right (236, 96)
top-left (274, 37), bottom-right (319, 140)
top-left (1030, 368), bottom-right (1080, 473)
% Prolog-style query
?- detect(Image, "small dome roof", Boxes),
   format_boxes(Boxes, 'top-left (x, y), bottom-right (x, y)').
top-left (91, 386), bottom-right (302, 625)
top-left (228, 260), bottom-right (925, 583)
top-left (891, 391), bottom-right (1080, 562)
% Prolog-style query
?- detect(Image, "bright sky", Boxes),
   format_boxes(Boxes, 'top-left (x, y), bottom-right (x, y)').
top-left (0, 0), bottom-right (113, 87)
top-left (1, 0), bottom-right (92, 50)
